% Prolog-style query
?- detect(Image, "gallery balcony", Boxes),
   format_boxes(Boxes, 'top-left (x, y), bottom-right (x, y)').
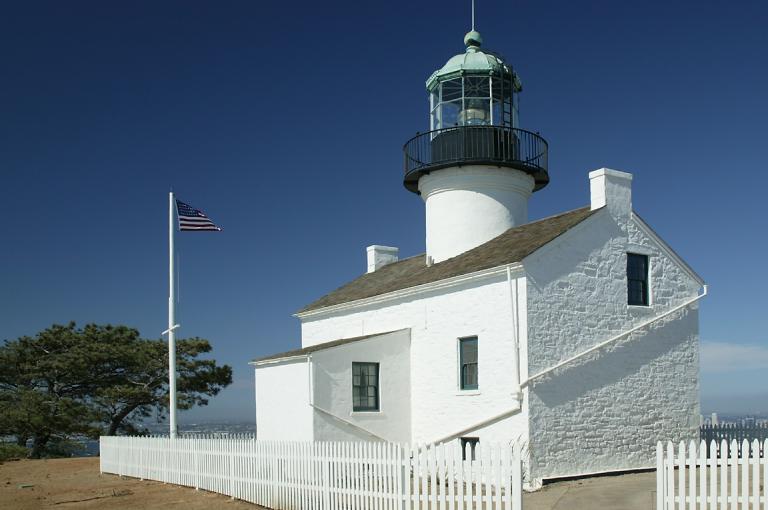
top-left (403, 126), bottom-right (549, 194)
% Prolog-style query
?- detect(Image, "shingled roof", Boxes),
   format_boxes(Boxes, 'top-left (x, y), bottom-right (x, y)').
top-left (298, 206), bottom-right (600, 314)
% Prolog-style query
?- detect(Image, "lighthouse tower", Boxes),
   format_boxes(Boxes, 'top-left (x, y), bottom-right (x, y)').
top-left (403, 30), bottom-right (549, 264)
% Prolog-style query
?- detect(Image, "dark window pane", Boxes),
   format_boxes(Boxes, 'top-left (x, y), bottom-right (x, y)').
top-left (627, 253), bottom-right (649, 306)
top-left (460, 337), bottom-right (479, 390)
top-left (352, 362), bottom-right (379, 412)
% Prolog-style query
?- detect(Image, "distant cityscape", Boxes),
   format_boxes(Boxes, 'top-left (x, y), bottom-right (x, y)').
top-left (143, 420), bottom-right (257, 436)
top-left (12, 416), bottom-right (767, 459)
top-left (700, 413), bottom-right (768, 427)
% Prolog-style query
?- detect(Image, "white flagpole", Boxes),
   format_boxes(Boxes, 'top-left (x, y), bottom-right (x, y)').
top-left (168, 191), bottom-right (178, 438)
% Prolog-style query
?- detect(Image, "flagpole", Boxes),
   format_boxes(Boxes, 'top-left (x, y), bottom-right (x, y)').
top-left (168, 191), bottom-right (178, 439)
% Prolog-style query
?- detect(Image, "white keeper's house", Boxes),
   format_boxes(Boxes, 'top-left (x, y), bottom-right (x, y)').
top-left (252, 29), bottom-right (704, 487)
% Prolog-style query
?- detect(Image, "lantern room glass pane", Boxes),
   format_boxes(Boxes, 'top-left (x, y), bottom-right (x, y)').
top-left (464, 76), bottom-right (490, 99)
top-left (492, 100), bottom-right (502, 126)
top-left (441, 100), bottom-right (461, 127)
top-left (441, 79), bottom-right (463, 101)
top-left (459, 97), bottom-right (490, 126)
top-left (493, 76), bottom-right (512, 101)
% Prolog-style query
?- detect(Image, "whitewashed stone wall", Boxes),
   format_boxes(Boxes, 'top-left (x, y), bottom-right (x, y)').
top-left (299, 272), bottom-right (529, 446)
top-left (524, 208), bottom-right (701, 483)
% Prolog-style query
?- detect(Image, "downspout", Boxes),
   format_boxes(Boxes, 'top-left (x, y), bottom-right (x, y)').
top-left (522, 285), bottom-right (708, 387)
top-left (306, 353), bottom-right (387, 441)
top-left (507, 265), bottom-right (522, 398)
top-left (426, 265), bottom-right (525, 445)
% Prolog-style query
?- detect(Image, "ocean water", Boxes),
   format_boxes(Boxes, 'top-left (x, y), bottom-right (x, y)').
top-left (76, 421), bottom-right (256, 457)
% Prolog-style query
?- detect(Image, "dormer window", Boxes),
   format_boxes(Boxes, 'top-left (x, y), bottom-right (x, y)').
top-left (627, 253), bottom-right (649, 306)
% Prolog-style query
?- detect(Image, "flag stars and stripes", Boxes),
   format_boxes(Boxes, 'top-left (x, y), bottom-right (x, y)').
top-left (175, 200), bottom-right (222, 231)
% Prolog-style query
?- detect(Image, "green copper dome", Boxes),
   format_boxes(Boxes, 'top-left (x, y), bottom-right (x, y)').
top-left (425, 31), bottom-right (522, 92)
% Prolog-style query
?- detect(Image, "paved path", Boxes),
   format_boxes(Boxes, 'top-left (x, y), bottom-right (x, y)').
top-left (524, 471), bottom-right (656, 510)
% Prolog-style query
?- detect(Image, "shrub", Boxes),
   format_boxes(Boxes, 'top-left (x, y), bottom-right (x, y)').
top-left (0, 443), bottom-right (29, 462)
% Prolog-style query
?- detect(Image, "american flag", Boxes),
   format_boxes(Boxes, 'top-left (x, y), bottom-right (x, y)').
top-left (176, 200), bottom-right (222, 231)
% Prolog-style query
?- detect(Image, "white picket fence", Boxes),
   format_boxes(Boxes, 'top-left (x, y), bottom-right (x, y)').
top-left (100, 436), bottom-right (523, 510)
top-left (657, 440), bottom-right (768, 509)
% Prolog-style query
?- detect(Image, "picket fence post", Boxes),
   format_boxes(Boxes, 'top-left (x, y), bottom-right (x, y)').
top-left (657, 437), bottom-right (768, 510)
top-left (98, 436), bottom-right (525, 510)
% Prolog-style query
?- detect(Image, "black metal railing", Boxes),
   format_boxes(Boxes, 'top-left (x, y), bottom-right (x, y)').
top-left (403, 126), bottom-right (549, 193)
top-left (701, 423), bottom-right (768, 457)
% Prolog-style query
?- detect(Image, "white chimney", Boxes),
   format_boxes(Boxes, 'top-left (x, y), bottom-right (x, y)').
top-left (366, 245), bottom-right (399, 273)
top-left (589, 168), bottom-right (633, 218)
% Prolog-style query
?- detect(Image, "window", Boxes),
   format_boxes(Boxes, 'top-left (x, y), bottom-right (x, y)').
top-left (460, 437), bottom-right (479, 461)
top-left (627, 253), bottom-right (649, 306)
top-left (459, 337), bottom-right (478, 390)
top-left (352, 362), bottom-right (379, 412)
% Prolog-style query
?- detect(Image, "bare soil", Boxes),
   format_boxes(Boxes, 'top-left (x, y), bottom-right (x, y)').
top-left (0, 456), bottom-right (656, 510)
top-left (0, 457), bottom-right (263, 509)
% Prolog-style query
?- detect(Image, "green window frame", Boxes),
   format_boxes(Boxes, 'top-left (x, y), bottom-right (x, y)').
top-left (627, 253), bottom-right (649, 306)
top-left (459, 337), bottom-right (478, 390)
top-left (352, 362), bottom-right (379, 412)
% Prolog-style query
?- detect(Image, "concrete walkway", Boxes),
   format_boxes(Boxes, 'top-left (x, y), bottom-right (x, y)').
top-left (524, 471), bottom-right (656, 510)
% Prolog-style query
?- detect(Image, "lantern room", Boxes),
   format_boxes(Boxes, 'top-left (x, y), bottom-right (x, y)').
top-left (427, 30), bottom-right (521, 130)
top-left (403, 29), bottom-right (552, 263)
top-left (403, 31), bottom-right (549, 196)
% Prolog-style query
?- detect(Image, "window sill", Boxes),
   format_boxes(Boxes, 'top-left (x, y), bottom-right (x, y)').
top-left (455, 390), bottom-right (481, 396)
top-left (350, 411), bottom-right (383, 416)
top-left (627, 304), bottom-right (652, 309)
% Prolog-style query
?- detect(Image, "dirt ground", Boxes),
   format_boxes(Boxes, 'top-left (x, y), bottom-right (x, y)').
top-left (0, 457), bottom-right (263, 509)
top-left (1, 457), bottom-right (656, 510)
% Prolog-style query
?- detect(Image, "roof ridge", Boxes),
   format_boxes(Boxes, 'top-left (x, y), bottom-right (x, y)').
top-left (369, 205), bottom-right (593, 269)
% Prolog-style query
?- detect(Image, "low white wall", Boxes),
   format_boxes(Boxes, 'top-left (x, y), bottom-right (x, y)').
top-left (255, 358), bottom-right (313, 441)
top-left (311, 329), bottom-right (411, 443)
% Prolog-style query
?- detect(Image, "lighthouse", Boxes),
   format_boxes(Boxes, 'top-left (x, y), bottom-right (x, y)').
top-left (403, 30), bottom-right (549, 264)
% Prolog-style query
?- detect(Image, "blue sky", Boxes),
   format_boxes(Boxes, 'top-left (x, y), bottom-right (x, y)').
top-left (1, 0), bottom-right (766, 422)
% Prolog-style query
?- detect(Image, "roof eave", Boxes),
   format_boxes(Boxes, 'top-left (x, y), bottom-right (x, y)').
top-left (295, 262), bottom-right (525, 320)
top-left (250, 354), bottom-right (308, 367)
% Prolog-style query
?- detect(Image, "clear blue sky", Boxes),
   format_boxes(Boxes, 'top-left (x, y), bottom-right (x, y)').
top-left (2, 0), bottom-right (766, 422)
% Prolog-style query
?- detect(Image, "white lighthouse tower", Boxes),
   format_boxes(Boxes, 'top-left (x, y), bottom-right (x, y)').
top-left (403, 30), bottom-right (549, 263)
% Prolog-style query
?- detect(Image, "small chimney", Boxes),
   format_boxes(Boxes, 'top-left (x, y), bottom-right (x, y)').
top-left (589, 168), bottom-right (633, 218)
top-left (366, 245), bottom-right (399, 273)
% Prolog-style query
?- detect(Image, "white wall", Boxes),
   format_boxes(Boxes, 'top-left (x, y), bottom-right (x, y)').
top-left (311, 329), bottom-right (411, 443)
top-left (524, 208), bottom-right (701, 483)
top-left (254, 358), bottom-right (313, 441)
top-left (419, 166), bottom-right (535, 263)
top-left (300, 271), bottom-right (529, 447)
